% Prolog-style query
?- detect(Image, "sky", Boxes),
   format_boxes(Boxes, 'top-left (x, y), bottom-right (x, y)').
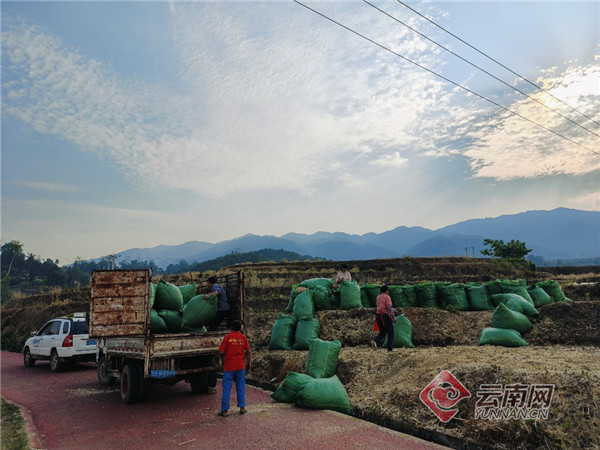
top-left (1, 1), bottom-right (599, 265)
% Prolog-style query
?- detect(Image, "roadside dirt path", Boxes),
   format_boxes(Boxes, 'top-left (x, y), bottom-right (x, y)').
top-left (1, 351), bottom-right (446, 449)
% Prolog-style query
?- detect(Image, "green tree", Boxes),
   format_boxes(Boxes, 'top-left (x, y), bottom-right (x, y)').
top-left (481, 238), bottom-right (532, 259)
top-left (1, 240), bottom-right (24, 283)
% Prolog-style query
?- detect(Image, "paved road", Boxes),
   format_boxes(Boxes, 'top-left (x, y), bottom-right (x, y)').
top-left (1, 351), bottom-right (447, 449)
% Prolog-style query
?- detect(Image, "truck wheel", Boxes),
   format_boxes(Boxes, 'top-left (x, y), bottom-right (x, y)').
top-left (189, 373), bottom-right (208, 393)
top-left (189, 370), bottom-right (217, 394)
top-left (136, 364), bottom-right (149, 402)
top-left (50, 350), bottom-right (61, 372)
top-left (121, 364), bottom-right (141, 404)
top-left (97, 356), bottom-right (116, 386)
top-left (23, 348), bottom-right (36, 367)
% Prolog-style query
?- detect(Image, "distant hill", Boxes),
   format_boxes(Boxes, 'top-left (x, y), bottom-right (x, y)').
top-left (193, 248), bottom-right (319, 272)
top-left (101, 208), bottom-right (599, 268)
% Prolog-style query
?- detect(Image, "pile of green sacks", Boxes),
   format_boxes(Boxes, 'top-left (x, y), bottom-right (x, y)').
top-left (150, 280), bottom-right (217, 333)
top-left (479, 289), bottom-right (543, 347)
top-left (271, 338), bottom-right (351, 414)
top-left (283, 277), bottom-right (569, 313)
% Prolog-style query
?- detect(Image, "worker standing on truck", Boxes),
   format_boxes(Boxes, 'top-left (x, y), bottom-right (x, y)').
top-left (218, 320), bottom-right (251, 417)
top-left (205, 276), bottom-right (230, 331)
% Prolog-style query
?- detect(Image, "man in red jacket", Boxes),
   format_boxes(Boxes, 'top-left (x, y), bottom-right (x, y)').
top-left (218, 320), bottom-right (251, 416)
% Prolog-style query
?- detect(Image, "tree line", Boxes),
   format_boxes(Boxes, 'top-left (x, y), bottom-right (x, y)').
top-left (0, 240), bottom-right (318, 299)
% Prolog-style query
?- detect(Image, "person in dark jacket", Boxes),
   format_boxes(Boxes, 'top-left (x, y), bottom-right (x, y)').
top-left (205, 276), bottom-right (230, 331)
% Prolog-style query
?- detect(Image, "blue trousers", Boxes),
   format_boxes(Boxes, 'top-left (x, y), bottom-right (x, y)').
top-left (221, 369), bottom-right (246, 412)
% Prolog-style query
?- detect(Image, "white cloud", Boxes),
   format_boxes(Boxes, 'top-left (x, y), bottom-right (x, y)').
top-left (568, 190), bottom-right (600, 211)
top-left (371, 152), bottom-right (408, 167)
top-left (11, 181), bottom-right (80, 193)
top-left (3, 3), bottom-right (598, 204)
top-left (462, 62), bottom-right (600, 180)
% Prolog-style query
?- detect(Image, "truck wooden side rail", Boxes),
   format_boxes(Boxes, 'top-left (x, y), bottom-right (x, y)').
top-left (89, 269), bottom-right (245, 404)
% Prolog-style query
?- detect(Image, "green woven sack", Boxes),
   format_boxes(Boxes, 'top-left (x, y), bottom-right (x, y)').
top-left (271, 372), bottom-right (313, 403)
top-left (330, 289), bottom-right (341, 309)
top-left (150, 283), bottom-right (157, 308)
top-left (500, 280), bottom-right (534, 305)
top-left (401, 285), bottom-right (417, 307)
top-left (268, 314), bottom-right (298, 350)
top-left (479, 327), bottom-right (529, 347)
top-left (154, 280), bottom-right (184, 311)
top-left (360, 287), bottom-right (371, 308)
top-left (158, 309), bottom-right (184, 333)
top-left (182, 294), bottom-right (217, 328)
top-left (293, 317), bottom-right (320, 350)
top-left (486, 280), bottom-right (504, 296)
top-left (340, 281), bottom-right (362, 310)
top-left (300, 278), bottom-right (334, 290)
top-left (285, 284), bottom-right (305, 312)
top-left (438, 284), bottom-right (469, 311)
top-left (528, 286), bottom-right (553, 308)
top-left (296, 375), bottom-right (351, 414)
top-left (491, 303), bottom-right (533, 334)
top-left (305, 338), bottom-right (341, 378)
top-left (362, 284), bottom-right (381, 307)
top-left (493, 293), bottom-right (539, 316)
top-left (150, 308), bottom-right (167, 333)
top-left (382, 314), bottom-right (416, 348)
top-left (467, 285), bottom-right (495, 311)
top-left (311, 285), bottom-right (331, 310)
top-left (414, 282), bottom-right (439, 308)
top-left (537, 280), bottom-right (571, 303)
top-left (389, 285), bottom-right (409, 307)
top-left (178, 284), bottom-right (197, 306)
top-left (292, 290), bottom-right (314, 319)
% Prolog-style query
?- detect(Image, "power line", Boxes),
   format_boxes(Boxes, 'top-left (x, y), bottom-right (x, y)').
top-left (396, 0), bottom-right (600, 129)
top-left (292, 0), bottom-right (600, 157)
top-left (364, 0), bottom-right (600, 139)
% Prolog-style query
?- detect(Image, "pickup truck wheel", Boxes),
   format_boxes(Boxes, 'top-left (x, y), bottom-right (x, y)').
top-left (97, 356), bottom-right (116, 386)
top-left (121, 364), bottom-right (141, 404)
top-left (50, 350), bottom-right (61, 372)
top-left (23, 348), bottom-right (36, 367)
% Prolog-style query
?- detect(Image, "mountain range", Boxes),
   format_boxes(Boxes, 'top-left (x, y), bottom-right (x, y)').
top-left (106, 208), bottom-right (599, 268)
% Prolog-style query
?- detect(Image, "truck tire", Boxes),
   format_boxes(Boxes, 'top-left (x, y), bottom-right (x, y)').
top-left (97, 356), bottom-right (116, 386)
top-left (189, 363), bottom-right (218, 394)
top-left (23, 348), bottom-right (36, 367)
top-left (189, 372), bottom-right (209, 393)
top-left (50, 350), bottom-right (62, 372)
top-left (121, 363), bottom-right (141, 404)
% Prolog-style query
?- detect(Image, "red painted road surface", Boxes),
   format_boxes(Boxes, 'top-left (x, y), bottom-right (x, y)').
top-left (1, 351), bottom-right (447, 449)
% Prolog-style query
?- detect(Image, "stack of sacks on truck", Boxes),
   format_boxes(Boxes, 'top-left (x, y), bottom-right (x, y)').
top-left (271, 338), bottom-right (351, 414)
top-left (149, 280), bottom-right (217, 333)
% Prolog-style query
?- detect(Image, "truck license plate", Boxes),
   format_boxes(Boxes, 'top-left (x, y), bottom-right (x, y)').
top-left (86, 339), bottom-right (97, 346)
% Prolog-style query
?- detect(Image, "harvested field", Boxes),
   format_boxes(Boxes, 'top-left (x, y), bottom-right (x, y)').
top-left (241, 260), bottom-right (600, 449)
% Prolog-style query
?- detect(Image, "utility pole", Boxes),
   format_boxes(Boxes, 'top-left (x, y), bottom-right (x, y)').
top-left (464, 247), bottom-right (470, 257)
top-left (106, 254), bottom-right (119, 270)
